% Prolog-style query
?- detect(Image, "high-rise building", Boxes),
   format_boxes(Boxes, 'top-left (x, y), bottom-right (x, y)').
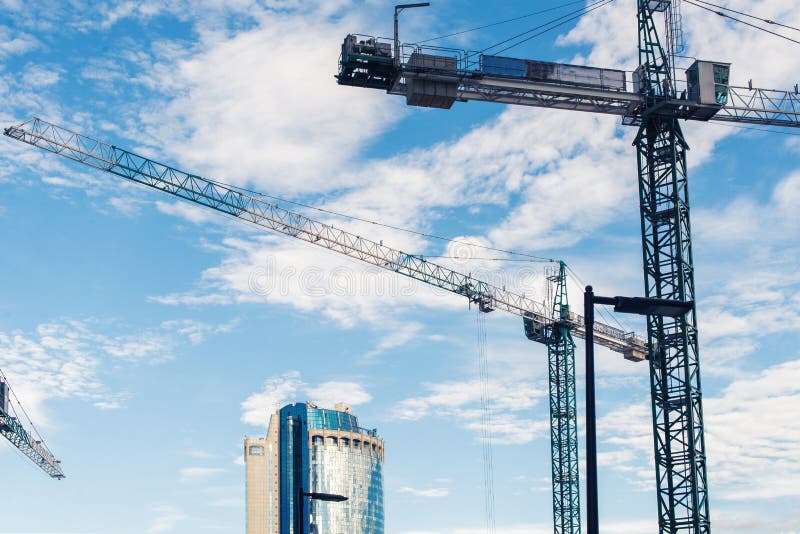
top-left (244, 437), bottom-right (270, 533)
top-left (245, 415), bottom-right (281, 534)
top-left (245, 402), bottom-right (384, 534)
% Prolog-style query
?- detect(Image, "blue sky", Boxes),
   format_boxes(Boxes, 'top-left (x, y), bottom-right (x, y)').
top-left (1, 0), bottom-right (799, 533)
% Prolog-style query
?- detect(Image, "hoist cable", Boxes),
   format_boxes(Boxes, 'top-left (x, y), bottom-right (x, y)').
top-left (489, 0), bottom-right (616, 57)
top-left (417, 0), bottom-right (590, 44)
top-left (692, 0), bottom-right (800, 33)
top-left (718, 123), bottom-right (800, 136)
top-left (683, 0), bottom-right (800, 46)
top-left (475, 310), bottom-right (496, 534)
top-left (466, 0), bottom-right (613, 64)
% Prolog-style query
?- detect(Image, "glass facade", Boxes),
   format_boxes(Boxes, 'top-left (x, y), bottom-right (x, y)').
top-left (279, 403), bottom-right (384, 534)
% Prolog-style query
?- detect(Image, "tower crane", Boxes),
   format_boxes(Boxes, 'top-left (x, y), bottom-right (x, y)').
top-left (4, 119), bottom-right (646, 521)
top-left (0, 370), bottom-right (65, 478)
top-left (335, 2), bottom-right (800, 534)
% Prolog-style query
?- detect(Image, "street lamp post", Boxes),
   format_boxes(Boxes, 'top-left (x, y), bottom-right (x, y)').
top-left (297, 488), bottom-right (348, 534)
top-left (394, 3), bottom-right (430, 67)
top-left (583, 286), bottom-right (693, 534)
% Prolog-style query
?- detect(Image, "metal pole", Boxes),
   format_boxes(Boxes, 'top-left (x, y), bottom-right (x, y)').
top-left (394, 7), bottom-right (400, 67)
top-left (394, 4), bottom-right (430, 68)
top-left (584, 285), bottom-right (599, 534)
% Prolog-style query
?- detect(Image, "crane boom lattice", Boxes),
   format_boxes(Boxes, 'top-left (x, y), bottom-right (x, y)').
top-left (0, 373), bottom-right (64, 478)
top-left (3, 118), bottom-right (646, 360)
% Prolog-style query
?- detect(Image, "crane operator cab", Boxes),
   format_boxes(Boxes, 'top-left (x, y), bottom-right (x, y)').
top-left (686, 60), bottom-right (731, 109)
top-left (633, 59), bottom-right (731, 120)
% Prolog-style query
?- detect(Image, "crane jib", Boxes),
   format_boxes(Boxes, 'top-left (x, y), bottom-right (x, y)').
top-left (5, 118), bottom-right (645, 358)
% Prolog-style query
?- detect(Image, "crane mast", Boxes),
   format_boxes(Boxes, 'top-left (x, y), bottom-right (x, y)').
top-left (636, 2), bottom-right (708, 532)
top-left (335, 4), bottom-right (800, 534)
top-left (546, 263), bottom-right (580, 534)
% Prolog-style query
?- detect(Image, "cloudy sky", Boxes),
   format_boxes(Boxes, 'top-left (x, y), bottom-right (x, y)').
top-left (1, 0), bottom-right (799, 533)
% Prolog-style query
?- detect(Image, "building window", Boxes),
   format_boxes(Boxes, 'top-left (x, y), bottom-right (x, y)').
top-left (249, 445), bottom-right (265, 456)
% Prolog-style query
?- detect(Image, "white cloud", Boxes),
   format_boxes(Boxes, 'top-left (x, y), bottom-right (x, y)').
top-left (135, 9), bottom-right (405, 195)
top-left (0, 25), bottom-right (39, 58)
top-left (186, 449), bottom-right (215, 459)
top-left (208, 497), bottom-right (244, 507)
top-left (399, 486), bottom-right (450, 498)
top-left (240, 371), bottom-right (372, 427)
top-left (363, 322), bottom-right (423, 359)
top-left (0, 318), bottom-right (232, 427)
top-left (393, 376), bottom-right (549, 445)
top-left (179, 466), bottom-right (228, 482)
top-left (94, 398), bottom-right (128, 411)
top-left (22, 64), bottom-right (61, 87)
top-left (695, 171), bottom-right (799, 246)
top-left (598, 357), bottom-right (800, 502)
top-left (562, 0), bottom-right (800, 90)
top-left (311, 380), bottom-right (372, 409)
top-left (147, 505), bottom-right (186, 534)
top-left (240, 371), bottom-right (303, 427)
top-left (161, 318), bottom-right (239, 344)
top-left (108, 196), bottom-right (147, 217)
top-left (149, 292), bottom-right (233, 306)
top-left (97, 0), bottom-right (165, 29)
top-left (691, 171), bottom-right (800, 370)
top-left (706, 358), bottom-right (800, 501)
top-left (156, 200), bottom-right (217, 224)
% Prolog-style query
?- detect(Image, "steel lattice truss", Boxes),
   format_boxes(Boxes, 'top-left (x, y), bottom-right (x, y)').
top-left (636, 2), bottom-right (709, 531)
top-left (547, 263), bottom-right (581, 534)
top-left (3, 119), bottom-right (646, 359)
top-left (0, 413), bottom-right (64, 478)
top-left (714, 86), bottom-right (800, 126)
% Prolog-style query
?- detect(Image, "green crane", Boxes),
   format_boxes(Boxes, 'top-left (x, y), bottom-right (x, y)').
top-left (4, 119), bottom-right (646, 522)
top-left (335, 2), bottom-right (800, 533)
top-left (0, 370), bottom-right (65, 478)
